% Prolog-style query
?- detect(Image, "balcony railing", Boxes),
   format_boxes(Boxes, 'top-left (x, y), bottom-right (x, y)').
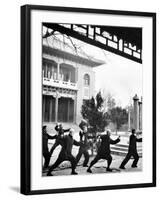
top-left (43, 77), bottom-right (78, 90)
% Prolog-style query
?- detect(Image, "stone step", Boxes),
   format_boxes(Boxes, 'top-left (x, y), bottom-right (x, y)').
top-left (111, 145), bottom-right (142, 151)
top-left (112, 143), bottom-right (142, 148)
top-left (111, 149), bottom-right (142, 157)
top-left (111, 146), bottom-right (129, 152)
top-left (110, 144), bottom-right (142, 157)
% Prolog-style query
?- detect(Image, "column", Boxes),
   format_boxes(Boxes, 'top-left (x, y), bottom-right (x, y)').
top-left (51, 67), bottom-right (54, 79)
top-left (42, 69), bottom-right (44, 78)
top-left (67, 99), bottom-right (70, 122)
top-left (54, 91), bottom-right (59, 123)
top-left (44, 64), bottom-right (47, 78)
top-left (128, 106), bottom-right (131, 131)
top-left (49, 97), bottom-right (53, 122)
top-left (73, 93), bottom-right (77, 124)
top-left (42, 95), bottom-right (46, 122)
top-left (57, 62), bottom-right (60, 80)
top-left (133, 94), bottom-right (139, 131)
top-left (75, 67), bottom-right (78, 83)
top-left (45, 64), bottom-right (47, 78)
top-left (139, 101), bottom-right (142, 130)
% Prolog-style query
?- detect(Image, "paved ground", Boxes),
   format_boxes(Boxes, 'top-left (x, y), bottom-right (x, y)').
top-left (42, 145), bottom-right (142, 176)
top-left (42, 123), bottom-right (142, 176)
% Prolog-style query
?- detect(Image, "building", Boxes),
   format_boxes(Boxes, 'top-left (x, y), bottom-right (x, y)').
top-left (42, 37), bottom-right (104, 124)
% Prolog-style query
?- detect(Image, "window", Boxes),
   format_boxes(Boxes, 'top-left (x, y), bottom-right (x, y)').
top-left (84, 74), bottom-right (90, 86)
top-left (42, 59), bottom-right (57, 79)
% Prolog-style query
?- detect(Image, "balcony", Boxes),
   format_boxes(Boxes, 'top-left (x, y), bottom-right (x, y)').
top-left (43, 77), bottom-right (78, 91)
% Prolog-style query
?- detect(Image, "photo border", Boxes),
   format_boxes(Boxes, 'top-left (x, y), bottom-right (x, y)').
top-left (20, 4), bottom-right (156, 195)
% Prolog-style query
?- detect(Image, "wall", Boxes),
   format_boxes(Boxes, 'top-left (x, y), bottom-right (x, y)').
top-left (0, 0), bottom-right (159, 200)
top-left (76, 62), bottom-right (96, 124)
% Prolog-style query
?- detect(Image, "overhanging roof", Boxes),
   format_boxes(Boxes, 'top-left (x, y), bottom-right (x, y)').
top-left (43, 23), bottom-right (142, 64)
top-left (43, 45), bottom-right (105, 67)
top-left (98, 26), bottom-right (142, 50)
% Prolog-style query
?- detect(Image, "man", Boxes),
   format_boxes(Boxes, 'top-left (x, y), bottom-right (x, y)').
top-left (47, 129), bottom-right (81, 176)
top-left (119, 129), bottom-right (142, 169)
top-left (50, 123), bottom-right (70, 156)
top-left (42, 125), bottom-right (57, 169)
top-left (79, 119), bottom-right (88, 130)
top-left (87, 129), bottom-right (120, 173)
top-left (76, 125), bottom-right (89, 167)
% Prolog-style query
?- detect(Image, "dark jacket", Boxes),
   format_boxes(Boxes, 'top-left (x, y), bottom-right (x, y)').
top-left (43, 132), bottom-right (57, 152)
top-left (60, 134), bottom-right (81, 155)
top-left (128, 134), bottom-right (142, 153)
top-left (98, 134), bottom-right (120, 156)
top-left (79, 131), bottom-right (88, 146)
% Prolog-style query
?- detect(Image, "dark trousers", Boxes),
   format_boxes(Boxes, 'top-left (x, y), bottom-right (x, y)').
top-left (48, 152), bottom-right (77, 174)
top-left (88, 154), bottom-right (112, 169)
top-left (120, 151), bottom-right (139, 167)
top-left (43, 150), bottom-right (50, 168)
top-left (76, 146), bottom-right (89, 166)
top-left (50, 139), bottom-right (60, 156)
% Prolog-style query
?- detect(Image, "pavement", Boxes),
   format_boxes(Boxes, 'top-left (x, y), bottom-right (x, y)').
top-left (42, 123), bottom-right (142, 176)
top-left (42, 143), bottom-right (142, 176)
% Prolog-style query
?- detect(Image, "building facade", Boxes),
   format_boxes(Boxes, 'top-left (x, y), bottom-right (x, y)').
top-left (42, 38), bottom-right (104, 124)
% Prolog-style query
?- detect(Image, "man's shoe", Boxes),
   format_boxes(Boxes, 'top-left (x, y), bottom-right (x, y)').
top-left (87, 168), bottom-right (92, 173)
top-left (119, 166), bottom-right (126, 169)
top-left (131, 165), bottom-right (137, 168)
top-left (106, 168), bottom-right (113, 172)
top-left (71, 171), bottom-right (78, 175)
top-left (47, 172), bottom-right (53, 176)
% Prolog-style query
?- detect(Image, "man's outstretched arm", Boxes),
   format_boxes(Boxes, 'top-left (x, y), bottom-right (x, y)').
top-left (47, 134), bottom-right (57, 140)
top-left (110, 137), bottom-right (120, 144)
top-left (63, 128), bottom-right (70, 133)
top-left (136, 137), bottom-right (142, 142)
top-left (73, 140), bottom-right (82, 146)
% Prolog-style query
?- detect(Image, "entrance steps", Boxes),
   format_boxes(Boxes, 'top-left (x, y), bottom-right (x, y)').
top-left (111, 143), bottom-right (142, 157)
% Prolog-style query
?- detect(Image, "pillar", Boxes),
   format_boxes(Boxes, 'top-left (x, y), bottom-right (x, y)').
top-left (42, 95), bottom-right (46, 122)
top-left (133, 94), bottom-right (139, 131)
top-left (75, 67), bottom-right (78, 83)
top-left (45, 64), bottom-right (47, 78)
top-left (128, 106), bottom-right (131, 131)
top-left (54, 91), bottom-right (59, 123)
top-left (57, 62), bottom-right (60, 80)
top-left (51, 68), bottom-right (54, 79)
top-left (49, 97), bottom-right (53, 122)
top-left (42, 70), bottom-right (44, 78)
top-left (73, 93), bottom-right (77, 124)
top-left (139, 101), bottom-right (142, 131)
top-left (67, 99), bottom-right (70, 122)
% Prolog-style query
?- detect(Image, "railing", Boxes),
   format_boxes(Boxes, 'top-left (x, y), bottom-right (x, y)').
top-left (43, 77), bottom-right (78, 90)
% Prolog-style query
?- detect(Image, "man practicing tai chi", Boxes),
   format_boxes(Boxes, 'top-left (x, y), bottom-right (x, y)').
top-left (119, 129), bottom-right (142, 169)
top-left (42, 125), bottom-right (57, 169)
top-left (76, 125), bottom-right (89, 167)
top-left (87, 129), bottom-right (120, 173)
top-left (47, 129), bottom-right (82, 176)
top-left (49, 123), bottom-right (70, 156)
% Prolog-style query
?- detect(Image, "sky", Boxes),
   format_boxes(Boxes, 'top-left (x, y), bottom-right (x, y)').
top-left (80, 42), bottom-right (143, 108)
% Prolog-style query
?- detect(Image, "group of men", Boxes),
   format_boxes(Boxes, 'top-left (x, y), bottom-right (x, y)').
top-left (43, 121), bottom-right (142, 176)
